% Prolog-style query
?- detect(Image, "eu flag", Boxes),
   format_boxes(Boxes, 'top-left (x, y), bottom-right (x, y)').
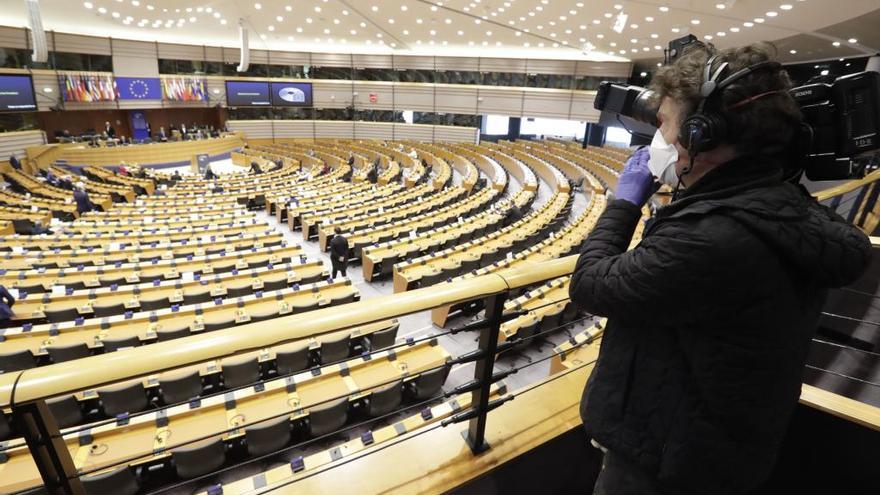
top-left (115, 77), bottom-right (162, 100)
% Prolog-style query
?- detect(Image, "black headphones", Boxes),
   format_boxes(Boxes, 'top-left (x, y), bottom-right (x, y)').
top-left (679, 54), bottom-right (783, 158)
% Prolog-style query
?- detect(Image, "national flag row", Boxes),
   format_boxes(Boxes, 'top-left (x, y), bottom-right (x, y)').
top-left (59, 74), bottom-right (209, 102)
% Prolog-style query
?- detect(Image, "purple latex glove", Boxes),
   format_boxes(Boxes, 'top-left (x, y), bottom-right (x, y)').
top-left (615, 147), bottom-right (654, 206)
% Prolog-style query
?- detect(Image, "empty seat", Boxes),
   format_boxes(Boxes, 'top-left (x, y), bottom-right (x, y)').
top-left (97, 382), bottom-right (149, 417)
top-left (183, 291), bottom-right (212, 305)
top-left (46, 395), bottom-right (84, 429)
top-left (203, 319), bottom-right (234, 332)
top-left (0, 412), bottom-right (11, 440)
top-left (274, 343), bottom-right (310, 376)
top-left (366, 325), bottom-right (398, 351)
top-left (92, 302), bottom-right (125, 318)
top-left (221, 356), bottom-right (261, 389)
top-left (45, 307), bottom-right (81, 323)
top-left (406, 365), bottom-right (450, 400)
top-left (225, 285), bottom-right (251, 299)
top-left (81, 466), bottom-right (140, 495)
top-left (366, 381), bottom-right (403, 417)
top-left (171, 437), bottom-right (226, 479)
top-left (159, 370), bottom-right (203, 405)
top-left (308, 398), bottom-right (349, 438)
top-left (47, 343), bottom-right (91, 363)
top-left (138, 298), bottom-right (168, 311)
top-left (101, 335), bottom-right (141, 353)
top-left (245, 416), bottom-right (292, 458)
top-left (318, 334), bottom-right (351, 365)
top-left (262, 278), bottom-right (289, 292)
top-left (0, 349), bottom-right (35, 372)
top-left (156, 327), bottom-right (191, 342)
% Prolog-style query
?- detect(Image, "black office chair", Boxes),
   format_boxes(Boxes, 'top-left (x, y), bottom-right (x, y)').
top-left (0, 349), bottom-right (36, 372)
top-left (317, 334), bottom-right (351, 365)
top-left (159, 370), bottom-right (203, 405)
top-left (171, 437), bottom-right (226, 479)
top-left (365, 325), bottom-right (399, 351)
top-left (47, 343), bottom-right (91, 363)
top-left (245, 417), bottom-right (292, 458)
top-left (92, 302), bottom-right (125, 318)
top-left (81, 465), bottom-right (140, 495)
top-left (204, 319), bottom-right (234, 332)
top-left (46, 395), bottom-right (84, 429)
top-left (97, 382), bottom-right (149, 417)
top-left (101, 335), bottom-right (141, 353)
top-left (274, 343), bottom-right (310, 376)
top-left (249, 307), bottom-right (278, 323)
top-left (156, 327), bottom-right (191, 342)
top-left (379, 254), bottom-right (400, 279)
top-left (405, 365), bottom-right (450, 400)
top-left (138, 297), bottom-right (168, 312)
top-left (45, 307), bottom-right (81, 323)
top-left (221, 356), bottom-right (261, 389)
top-left (225, 285), bottom-right (251, 299)
top-left (366, 381), bottom-right (403, 417)
top-left (0, 412), bottom-right (11, 440)
top-left (183, 291), bottom-right (212, 305)
top-left (307, 398), bottom-right (349, 438)
top-left (262, 277), bottom-right (289, 292)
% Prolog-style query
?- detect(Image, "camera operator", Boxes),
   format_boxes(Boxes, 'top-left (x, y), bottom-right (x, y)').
top-left (570, 42), bottom-right (872, 495)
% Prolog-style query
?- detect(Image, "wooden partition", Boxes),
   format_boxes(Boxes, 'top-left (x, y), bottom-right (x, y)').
top-left (49, 135), bottom-right (244, 167)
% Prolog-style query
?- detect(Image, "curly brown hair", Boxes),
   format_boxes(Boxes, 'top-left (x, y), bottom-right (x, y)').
top-left (649, 42), bottom-right (803, 155)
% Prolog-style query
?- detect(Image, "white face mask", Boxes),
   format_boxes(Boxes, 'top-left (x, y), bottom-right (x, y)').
top-left (647, 129), bottom-right (680, 188)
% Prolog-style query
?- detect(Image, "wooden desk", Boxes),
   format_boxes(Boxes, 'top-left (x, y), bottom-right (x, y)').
top-left (65, 212), bottom-right (255, 233)
top-left (0, 278), bottom-right (355, 356)
top-left (0, 190), bottom-right (79, 219)
top-left (83, 166), bottom-right (155, 195)
top-left (0, 243), bottom-right (302, 291)
top-left (0, 340), bottom-right (449, 493)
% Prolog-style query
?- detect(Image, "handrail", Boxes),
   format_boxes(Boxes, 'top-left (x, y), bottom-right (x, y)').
top-left (0, 255), bottom-right (578, 408)
top-left (813, 168), bottom-right (880, 202)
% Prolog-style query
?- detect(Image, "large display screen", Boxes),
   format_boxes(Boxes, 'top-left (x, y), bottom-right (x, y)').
top-left (225, 81), bottom-right (271, 106)
top-left (270, 82), bottom-right (313, 107)
top-left (0, 74), bottom-right (37, 112)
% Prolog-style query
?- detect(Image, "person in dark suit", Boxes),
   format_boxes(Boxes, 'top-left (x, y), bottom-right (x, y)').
top-left (347, 153), bottom-right (355, 166)
top-left (329, 227), bottom-right (349, 279)
top-left (171, 170), bottom-right (182, 182)
top-left (0, 284), bottom-right (15, 322)
top-left (8, 155), bottom-right (21, 170)
top-left (104, 121), bottom-right (116, 138)
top-left (503, 204), bottom-right (523, 227)
top-left (73, 184), bottom-right (94, 214)
top-left (57, 175), bottom-right (73, 190)
top-left (250, 161), bottom-right (263, 175)
top-left (156, 126), bottom-right (168, 142)
top-left (204, 164), bottom-right (216, 180)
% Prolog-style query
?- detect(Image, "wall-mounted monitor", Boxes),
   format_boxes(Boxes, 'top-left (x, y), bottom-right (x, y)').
top-left (0, 74), bottom-right (37, 112)
top-left (270, 82), bottom-right (313, 107)
top-left (225, 80), bottom-right (271, 106)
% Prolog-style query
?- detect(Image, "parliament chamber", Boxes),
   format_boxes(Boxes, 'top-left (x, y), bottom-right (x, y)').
top-left (0, 1), bottom-right (880, 494)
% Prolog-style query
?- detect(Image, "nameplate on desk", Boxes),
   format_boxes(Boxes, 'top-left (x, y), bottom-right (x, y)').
top-left (202, 265), bottom-right (214, 274)
top-left (210, 286), bottom-right (227, 297)
top-left (235, 260), bottom-right (248, 270)
top-left (254, 242), bottom-right (263, 249)
top-left (194, 249), bottom-right (205, 257)
top-left (251, 279), bottom-right (264, 290)
top-left (127, 256), bottom-right (140, 264)
top-left (124, 298), bottom-right (140, 309)
top-left (191, 317), bottom-right (205, 332)
top-left (278, 301), bottom-right (291, 315)
top-left (164, 270), bottom-right (180, 279)
top-left (161, 252), bottom-right (173, 260)
top-left (169, 291), bottom-right (183, 303)
top-left (234, 309), bottom-right (250, 324)
top-left (78, 305), bottom-right (93, 314)
top-left (56, 260), bottom-right (70, 268)
top-left (125, 274), bottom-right (140, 284)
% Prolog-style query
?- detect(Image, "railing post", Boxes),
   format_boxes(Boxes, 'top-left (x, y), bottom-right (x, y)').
top-left (12, 400), bottom-right (85, 495)
top-left (464, 291), bottom-right (507, 454)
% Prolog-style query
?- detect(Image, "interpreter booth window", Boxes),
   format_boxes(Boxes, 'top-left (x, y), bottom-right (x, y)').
top-left (482, 115), bottom-right (510, 135)
top-left (520, 117), bottom-right (586, 140)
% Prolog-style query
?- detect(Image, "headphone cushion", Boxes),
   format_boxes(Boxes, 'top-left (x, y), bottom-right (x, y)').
top-left (680, 113), bottom-right (727, 154)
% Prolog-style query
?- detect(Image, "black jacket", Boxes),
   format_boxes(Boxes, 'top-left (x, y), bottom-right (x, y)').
top-left (569, 155), bottom-right (871, 495)
top-left (329, 234), bottom-right (349, 262)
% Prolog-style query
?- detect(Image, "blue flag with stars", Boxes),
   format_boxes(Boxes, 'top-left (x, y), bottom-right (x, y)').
top-left (115, 77), bottom-right (162, 100)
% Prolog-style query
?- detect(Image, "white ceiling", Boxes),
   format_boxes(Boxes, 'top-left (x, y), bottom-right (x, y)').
top-left (1, 0), bottom-right (878, 63)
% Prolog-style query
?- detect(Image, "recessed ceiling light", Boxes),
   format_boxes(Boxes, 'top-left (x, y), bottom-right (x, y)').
top-left (83, 1), bottom-right (93, 8)
top-left (659, 6), bottom-right (669, 12)
top-left (849, 38), bottom-right (858, 43)
top-left (97, 6), bottom-right (106, 13)
top-left (743, 21), bottom-right (754, 27)
top-left (715, 3), bottom-right (725, 9)
top-left (766, 11), bottom-right (778, 17)
top-left (314, 6), bottom-right (321, 12)
top-left (254, 2), bottom-right (261, 9)
top-left (671, 27), bottom-right (680, 33)
top-left (704, 34), bottom-right (713, 40)
top-left (650, 33), bottom-right (659, 38)
top-left (268, 25), bottom-right (274, 31)
top-left (645, 16), bottom-right (654, 22)
top-left (592, 19), bottom-right (600, 25)
top-left (306, 17), bottom-right (312, 23)
top-left (220, 19), bottom-right (227, 25)
top-left (416, 18), bottom-right (423, 23)
top-left (691, 19), bottom-right (700, 25)
top-left (789, 49), bottom-right (797, 54)
top-left (717, 31), bottom-right (726, 36)
top-left (754, 17), bottom-right (765, 23)
top-left (388, 18), bottom-right (394, 23)
top-left (780, 4), bottom-right (793, 10)
top-left (640, 71), bottom-right (648, 77)
top-left (833, 41), bottom-right (841, 47)
top-left (276, 16), bottom-right (283, 22)
top-left (401, 5), bottom-right (407, 10)
top-left (287, 5), bottom-right (293, 12)
top-left (111, 11), bottom-right (120, 17)
top-left (657, 62), bottom-right (663, 67)
top-left (445, 18), bottom-right (452, 24)
top-left (371, 5), bottom-right (378, 12)
top-left (730, 27), bottom-right (740, 32)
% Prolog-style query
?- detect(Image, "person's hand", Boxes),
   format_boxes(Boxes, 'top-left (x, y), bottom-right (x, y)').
top-left (614, 147), bottom-right (655, 207)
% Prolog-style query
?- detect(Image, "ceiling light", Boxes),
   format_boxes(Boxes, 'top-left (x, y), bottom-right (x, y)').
top-left (671, 27), bottom-right (680, 33)
top-left (213, 12), bottom-right (220, 18)
top-left (766, 11), bottom-right (778, 17)
top-left (287, 36), bottom-right (293, 41)
top-left (97, 6), bottom-right (106, 13)
top-left (833, 41), bottom-right (841, 47)
top-left (188, 16), bottom-right (195, 22)
top-left (657, 62), bottom-right (663, 67)
top-left (83, 2), bottom-right (93, 8)
top-left (645, 16), bottom-right (654, 22)
top-left (254, 2), bottom-right (261, 9)
top-left (268, 25), bottom-right (274, 31)
top-left (276, 16), bottom-right (283, 22)
top-left (743, 21), bottom-right (754, 27)
top-left (592, 19), bottom-right (600, 24)
top-left (715, 3), bottom-right (725, 9)
top-left (596, 34), bottom-right (604, 39)
top-left (360, 22), bottom-right (366, 27)
top-left (371, 5), bottom-right (378, 12)
top-left (704, 34), bottom-right (713, 40)
top-left (457, 30), bottom-right (463, 35)
top-left (515, 31), bottom-right (521, 36)
top-left (659, 6), bottom-right (669, 12)
top-left (691, 19), bottom-right (700, 25)
top-left (147, 5), bottom-right (154, 10)
top-left (402, 29), bottom-right (409, 34)
top-left (131, 0), bottom-right (139, 5)
top-left (613, 12), bottom-right (628, 33)
top-left (849, 38), bottom-right (858, 43)
top-left (112, 11), bottom-right (120, 18)
top-left (789, 49), bottom-right (797, 54)
top-left (350, 29), bottom-right (356, 35)
top-left (416, 18), bottom-right (423, 23)
top-left (821, 69), bottom-right (829, 76)
top-left (287, 5), bottom-right (293, 12)
top-left (650, 33), bottom-right (659, 38)
top-left (388, 18), bottom-right (394, 23)
top-left (630, 24), bottom-right (639, 29)
top-left (445, 18), bottom-right (452, 24)
top-left (401, 5), bottom-right (407, 10)
top-left (717, 31), bottom-right (726, 36)
top-left (730, 27), bottom-right (740, 32)
top-left (780, 4), bottom-right (793, 10)
top-left (306, 17), bottom-right (312, 23)
top-left (314, 6), bottom-right (321, 12)
top-left (640, 71), bottom-right (648, 77)
top-left (296, 26), bottom-right (302, 32)
top-left (220, 19), bottom-right (227, 25)
top-left (754, 18), bottom-right (765, 23)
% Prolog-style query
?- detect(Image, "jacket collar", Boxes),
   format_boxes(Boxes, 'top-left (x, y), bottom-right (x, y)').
top-left (656, 154), bottom-right (784, 221)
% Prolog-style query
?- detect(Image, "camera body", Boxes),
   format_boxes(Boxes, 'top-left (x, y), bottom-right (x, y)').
top-left (593, 64), bottom-right (880, 181)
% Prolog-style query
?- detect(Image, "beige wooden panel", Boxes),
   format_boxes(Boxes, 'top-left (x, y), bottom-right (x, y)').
top-left (312, 80), bottom-right (353, 108)
top-left (353, 121), bottom-right (394, 141)
top-left (227, 120), bottom-right (274, 139)
top-left (315, 121), bottom-right (354, 139)
top-left (393, 84), bottom-right (434, 112)
top-left (0, 131), bottom-right (46, 161)
top-left (204, 45), bottom-right (224, 62)
top-left (394, 123), bottom-right (434, 142)
top-left (521, 90), bottom-right (574, 118)
top-left (0, 26), bottom-right (27, 49)
top-left (156, 43), bottom-right (205, 60)
top-left (311, 52), bottom-right (353, 68)
top-left (249, 49), bottom-right (270, 64)
top-left (111, 39), bottom-right (159, 77)
top-left (574, 60), bottom-right (633, 78)
top-left (351, 81), bottom-right (395, 111)
top-left (525, 59), bottom-right (577, 76)
top-left (475, 87), bottom-right (524, 117)
top-left (206, 78), bottom-right (226, 105)
top-left (569, 91), bottom-right (601, 122)
top-left (479, 57), bottom-right (527, 73)
top-left (434, 86), bottom-right (478, 115)
top-left (393, 55), bottom-right (434, 70)
top-left (272, 120), bottom-right (314, 139)
top-left (434, 56), bottom-right (479, 72)
top-left (267, 50), bottom-right (310, 65)
top-left (53, 32), bottom-right (111, 55)
top-left (433, 125), bottom-right (478, 144)
top-left (352, 53), bottom-right (393, 70)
